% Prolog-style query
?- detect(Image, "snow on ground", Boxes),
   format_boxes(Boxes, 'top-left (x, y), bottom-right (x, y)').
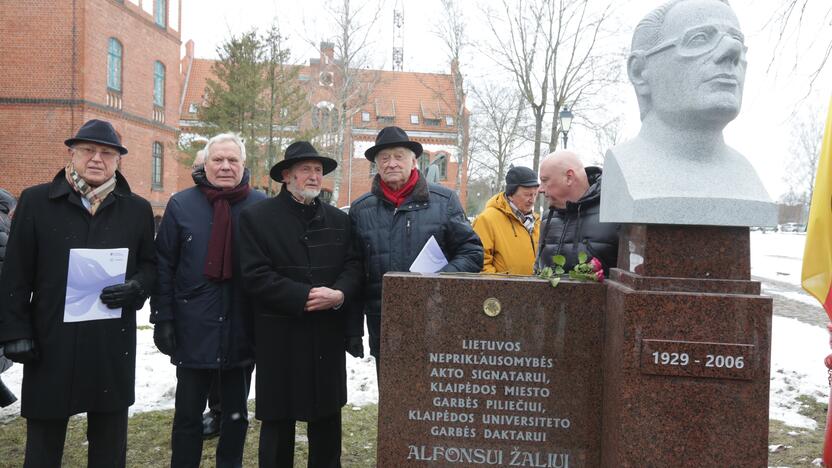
top-left (0, 231), bottom-right (827, 430)
top-left (0, 308), bottom-right (378, 421)
top-left (751, 231), bottom-right (806, 287)
top-left (769, 316), bottom-right (829, 429)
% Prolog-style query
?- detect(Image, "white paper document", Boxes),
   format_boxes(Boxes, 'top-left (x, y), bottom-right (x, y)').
top-left (409, 236), bottom-right (448, 273)
top-left (64, 248), bottom-right (129, 322)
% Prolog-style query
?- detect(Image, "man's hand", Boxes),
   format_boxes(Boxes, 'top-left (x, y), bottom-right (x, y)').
top-left (153, 321), bottom-right (177, 356)
top-left (345, 336), bottom-right (364, 358)
top-left (100, 280), bottom-right (144, 309)
top-left (305, 287), bottom-right (344, 312)
top-left (4, 339), bottom-right (38, 364)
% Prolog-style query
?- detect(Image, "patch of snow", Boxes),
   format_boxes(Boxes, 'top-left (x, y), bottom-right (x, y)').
top-left (769, 316), bottom-right (829, 429)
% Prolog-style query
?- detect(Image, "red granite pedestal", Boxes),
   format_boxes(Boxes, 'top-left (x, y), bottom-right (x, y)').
top-left (377, 274), bottom-right (606, 467)
top-left (601, 224), bottom-right (772, 466)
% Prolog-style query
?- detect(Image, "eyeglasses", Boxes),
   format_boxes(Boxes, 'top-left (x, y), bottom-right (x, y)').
top-left (642, 24), bottom-right (747, 59)
top-left (73, 146), bottom-right (120, 160)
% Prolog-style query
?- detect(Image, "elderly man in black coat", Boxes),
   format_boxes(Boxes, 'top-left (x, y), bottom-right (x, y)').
top-left (0, 119), bottom-right (156, 467)
top-left (151, 133), bottom-right (266, 467)
top-left (239, 141), bottom-right (363, 468)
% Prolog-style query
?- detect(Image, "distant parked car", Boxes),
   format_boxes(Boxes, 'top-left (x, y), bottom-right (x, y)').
top-left (751, 225), bottom-right (777, 233)
top-left (780, 222), bottom-right (802, 233)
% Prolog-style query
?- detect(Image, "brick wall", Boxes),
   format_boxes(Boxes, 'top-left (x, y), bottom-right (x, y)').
top-left (0, 0), bottom-right (183, 214)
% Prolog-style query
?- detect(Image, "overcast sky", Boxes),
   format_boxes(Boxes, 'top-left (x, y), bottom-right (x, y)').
top-left (180, 0), bottom-right (832, 199)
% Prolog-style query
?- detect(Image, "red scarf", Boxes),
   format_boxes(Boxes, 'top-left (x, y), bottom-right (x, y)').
top-left (380, 169), bottom-right (419, 207)
top-left (199, 183), bottom-right (251, 281)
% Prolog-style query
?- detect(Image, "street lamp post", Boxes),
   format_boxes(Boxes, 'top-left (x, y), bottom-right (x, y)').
top-left (558, 106), bottom-right (574, 149)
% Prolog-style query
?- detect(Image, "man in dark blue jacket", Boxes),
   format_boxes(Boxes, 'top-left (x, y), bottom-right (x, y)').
top-left (151, 133), bottom-right (266, 468)
top-left (349, 126), bottom-right (483, 367)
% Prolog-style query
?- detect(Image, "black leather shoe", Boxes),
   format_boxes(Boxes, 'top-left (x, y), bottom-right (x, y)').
top-left (202, 410), bottom-right (220, 439)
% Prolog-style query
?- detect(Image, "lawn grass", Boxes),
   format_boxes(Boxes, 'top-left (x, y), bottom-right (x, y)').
top-left (0, 402), bottom-right (378, 467)
top-left (0, 397), bottom-right (827, 467)
top-left (767, 394), bottom-right (827, 467)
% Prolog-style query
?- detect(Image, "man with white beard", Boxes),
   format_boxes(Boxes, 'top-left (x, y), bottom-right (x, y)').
top-left (238, 141), bottom-right (363, 467)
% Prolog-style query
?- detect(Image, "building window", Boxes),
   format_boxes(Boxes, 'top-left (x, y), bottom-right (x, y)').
top-left (418, 153), bottom-right (430, 174)
top-left (107, 38), bottom-right (122, 91)
top-left (361, 111), bottom-right (370, 122)
top-left (436, 152), bottom-right (448, 179)
top-left (153, 61), bottom-right (165, 106)
top-left (425, 118), bottom-right (441, 126)
top-left (155, 0), bottom-right (166, 27)
top-left (188, 103), bottom-right (199, 113)
top-left (410, 114), bottom-right (420, 125)
top-left (377, 116), bottom-right (394, 124)
top-left (151, 142), bottom-right (163, 190)
top-left (445, 115), bottom-right (454, 126)
top-left (319, 189), bottom-right (333, 205)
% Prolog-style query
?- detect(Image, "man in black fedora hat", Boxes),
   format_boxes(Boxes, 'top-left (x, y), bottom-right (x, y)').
top-left (238, 141), bottom-right (363, 467)
top-left (349, 126), bottom-right (483, 369)
top-left (0, 118), bottom-right (156, 466)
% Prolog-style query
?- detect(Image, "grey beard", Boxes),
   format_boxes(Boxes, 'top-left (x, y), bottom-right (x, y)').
top-left (288, 184), bottom-right (320, 204)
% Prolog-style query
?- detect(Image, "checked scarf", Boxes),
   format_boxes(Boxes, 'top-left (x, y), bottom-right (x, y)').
top-left (508, 197), bottom-right (536, 234)
top-left (65, 162), bottom-right (116, 215)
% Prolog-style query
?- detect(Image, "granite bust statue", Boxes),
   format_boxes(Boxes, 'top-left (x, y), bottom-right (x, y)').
top-left (599, 0), bottom-right (777, 226)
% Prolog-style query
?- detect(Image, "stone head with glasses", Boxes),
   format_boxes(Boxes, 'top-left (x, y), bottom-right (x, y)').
top-left (599, 0), bottom-right (777, 226)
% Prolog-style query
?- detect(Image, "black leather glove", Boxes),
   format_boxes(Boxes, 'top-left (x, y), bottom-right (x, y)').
top-left (100, 279), bottom-right (144, 309)
top-left (345, 336), bottom-right (364, 358)
top-left (4, 339), bottom-right (38, 364)
top-left (153, 321), bottom-right (177, 356)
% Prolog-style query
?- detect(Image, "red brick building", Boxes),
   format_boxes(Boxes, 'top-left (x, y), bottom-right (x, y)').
top-left (180, 43), bottom-right (470, 208)
top-left (0, 0), bottom-right (183, 216)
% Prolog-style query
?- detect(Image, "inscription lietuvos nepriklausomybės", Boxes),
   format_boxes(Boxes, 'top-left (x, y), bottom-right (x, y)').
top-left (404, 338), bottom-right (572, 466)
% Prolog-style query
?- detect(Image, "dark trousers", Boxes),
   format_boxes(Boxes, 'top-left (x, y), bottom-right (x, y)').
top-left (171, 367), bottom-right (249, 468)
top-left (258, 412), bottom-right (342, 468)
top-left (367, 314), bottom-right (381, 378)
top-left (207, 364), bottom-right (253, 415)
top-left (24, 408), bottom-right (128, 468)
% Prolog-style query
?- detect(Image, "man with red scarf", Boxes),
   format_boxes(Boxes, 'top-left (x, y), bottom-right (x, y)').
top-left (151, 133), bottom-right (266, 467)
top-left (349, 126), bottom-right (483, 370)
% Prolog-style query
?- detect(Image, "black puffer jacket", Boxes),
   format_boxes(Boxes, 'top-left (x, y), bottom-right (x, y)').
top-left (0, 189), bottom-right (16, 274)
top-left (350, 173), bottom-right (483, 318)
top-left (536, 167), bottom-right (619, 273)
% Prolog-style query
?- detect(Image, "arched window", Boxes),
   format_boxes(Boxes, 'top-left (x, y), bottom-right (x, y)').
top-left (153, 61), bottom-right (165, 106)
top-left (435, 152), bottom-right (448, 180)
top-left (152, 142), bottom-right (163, 190)
top-left (107, 38), bottom-right (123, 91)
top-left (418, 152), bottom-right (430, 174)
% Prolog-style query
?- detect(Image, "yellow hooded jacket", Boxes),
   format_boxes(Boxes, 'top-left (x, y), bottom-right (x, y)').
top-left (472, 192), bottom-right (540, 275)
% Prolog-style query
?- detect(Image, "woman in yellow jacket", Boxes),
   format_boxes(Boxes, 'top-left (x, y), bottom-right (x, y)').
top-left (472, 166), bottom-right (540, 275)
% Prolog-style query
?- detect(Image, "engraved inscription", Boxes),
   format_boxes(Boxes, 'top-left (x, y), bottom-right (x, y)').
top-left (640, 339), bottom-right (754, 380)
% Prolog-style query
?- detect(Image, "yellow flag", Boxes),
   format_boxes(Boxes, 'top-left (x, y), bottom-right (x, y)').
top-left (801, 96), bottom-right (832, 318)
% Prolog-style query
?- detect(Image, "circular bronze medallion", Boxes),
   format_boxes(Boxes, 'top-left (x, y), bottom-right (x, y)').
top-left (483, 298), bottom-right (501, 317)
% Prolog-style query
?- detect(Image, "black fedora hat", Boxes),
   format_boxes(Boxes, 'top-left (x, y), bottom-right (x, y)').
top-left (64, 119), bottom-right (128, 155)
top-left (270, 141), bottom-right (338, 183)
top-left (364, 126), bottom-right (423, 162)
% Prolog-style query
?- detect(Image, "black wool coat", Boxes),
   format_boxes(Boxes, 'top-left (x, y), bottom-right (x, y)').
top-left (0, 170), bottom-right (156, 419)
top-left (238, 188), bottom-right (363, 422)
top-left (150, 175), bottom-right (266, 368)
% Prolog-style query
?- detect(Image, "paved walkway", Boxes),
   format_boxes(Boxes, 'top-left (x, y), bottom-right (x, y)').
top-left (755, 275), bottom-right (828, 328)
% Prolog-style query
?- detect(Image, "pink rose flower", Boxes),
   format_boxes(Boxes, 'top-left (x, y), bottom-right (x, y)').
top-left (595, 269), bottom-right (605, 283)
top-left (590, 257), bottom-right (603, 272)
